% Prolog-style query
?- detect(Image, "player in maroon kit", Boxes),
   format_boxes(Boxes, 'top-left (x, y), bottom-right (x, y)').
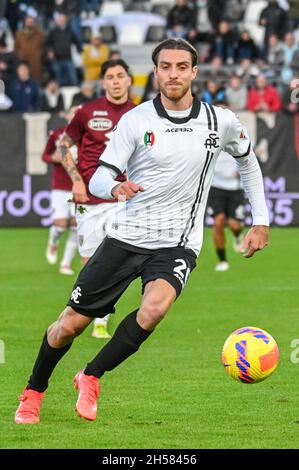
top-left (59, 59), bottom-right (135, 338)
top-left (43, 108), bottom-right (79, 276)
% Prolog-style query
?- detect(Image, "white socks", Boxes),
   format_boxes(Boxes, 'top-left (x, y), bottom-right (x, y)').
top-left (94, 315), bottom-right (110, 326)
top-left (60, 227), bottom-right (77, 267)
top-left (49, 225), bottom-right (65, 245)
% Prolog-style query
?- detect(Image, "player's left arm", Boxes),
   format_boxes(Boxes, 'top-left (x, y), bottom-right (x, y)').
top-left (222, 111), bottom-right (269, 258)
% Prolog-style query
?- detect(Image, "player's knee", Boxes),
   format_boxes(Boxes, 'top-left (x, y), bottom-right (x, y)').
top-left (56, 314), bottom-right (85, 341)
top-left (138, 303), bottom-right (167, 328)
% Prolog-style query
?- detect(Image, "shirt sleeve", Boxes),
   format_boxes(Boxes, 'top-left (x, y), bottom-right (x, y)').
top-left (236, 151), bottom-right (269, 226)
top-left (222, 109), bottom-right (251, 158)
top-left (99, 112), bottom-right (137, 175)
top-left (42, 130), bottom-right (59, 164)
top-left (65, 106), bottom-right (84, 144)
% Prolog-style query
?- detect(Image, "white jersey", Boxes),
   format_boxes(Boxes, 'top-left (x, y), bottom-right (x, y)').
top-left (212, 151), bottom-right (242, 191)
top-left (99, 96), bottom-right (266, 256)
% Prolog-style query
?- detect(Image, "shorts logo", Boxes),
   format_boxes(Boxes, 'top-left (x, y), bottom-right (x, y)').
top-left (144, 130), bottom-right (155, 147)
top-left (78, 234), bottom-right (84, 246)
top-left (173, 259), bottom-right (191, 288)
top-left (71, 286), bottom-right (82, 304)
top-left (204, 133), bottom-right (219, 149)
top-left (88, 118), bottom-right (113, 131)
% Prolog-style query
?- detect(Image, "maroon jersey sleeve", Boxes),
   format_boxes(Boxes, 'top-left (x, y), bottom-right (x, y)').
top-left (42, 128), bottom-right (64, 163)
top-left (65, 106), bottom-right (85, 144)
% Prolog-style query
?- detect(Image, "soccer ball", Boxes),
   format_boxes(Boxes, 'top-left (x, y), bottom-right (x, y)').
top-left (222, 327), bottom-right (279, 384)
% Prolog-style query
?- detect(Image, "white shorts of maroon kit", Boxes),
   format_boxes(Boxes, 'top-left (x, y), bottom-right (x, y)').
top-left (76, 202), bottom-right (120, 258)
top-left (51, 190), bottom-right (75, 220)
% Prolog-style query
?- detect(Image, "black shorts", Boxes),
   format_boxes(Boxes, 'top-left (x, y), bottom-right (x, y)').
top-left (67, 236), bottom-right (197, 318)
top-left (207, 187), bottom-right (245, 221)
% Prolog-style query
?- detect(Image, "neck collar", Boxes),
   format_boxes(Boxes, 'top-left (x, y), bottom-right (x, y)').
top-left (153, 93), bottom-right (201, 124)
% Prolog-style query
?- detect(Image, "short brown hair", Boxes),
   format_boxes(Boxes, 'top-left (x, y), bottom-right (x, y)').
top-left (101, 59), bottom-right (130, 78)
top-left (152, 38), bottom-right (198, 67)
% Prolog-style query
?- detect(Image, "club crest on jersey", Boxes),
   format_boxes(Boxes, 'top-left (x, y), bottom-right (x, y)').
top-left (204, 132), bottom-right (219, 149)
top-left (88, 118), bottom-right (113, 131)
top-left (240, 130), bottom-right (246, 139)
top-left (144, 130), bottom-right (155, 147)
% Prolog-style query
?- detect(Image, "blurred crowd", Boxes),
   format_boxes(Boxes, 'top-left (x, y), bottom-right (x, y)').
top-left (1, 0), bottom-right (299, 114)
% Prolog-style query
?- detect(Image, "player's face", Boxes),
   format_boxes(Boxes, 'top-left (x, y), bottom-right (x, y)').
top-left (154, 49), bottom-right (197, 102)
top-left (102, 65), bottom-right (131, 102)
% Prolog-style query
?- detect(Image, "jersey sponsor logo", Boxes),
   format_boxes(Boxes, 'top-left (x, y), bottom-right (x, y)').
top-left (204, 133), bottom-right (220, 149)
top-left (71, 286), bottom-right (82, 304)
top-left (88, 118), bottom-right (113, 131)
top-left (93, 110), bottom-right (108, 116)
top-left (165, 128), bottom-right (193, 133)
top-left (144, 130), bottom-right (155, 147)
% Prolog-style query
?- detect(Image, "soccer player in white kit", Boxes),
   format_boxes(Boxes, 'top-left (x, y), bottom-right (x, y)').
top-left (207, 150), bottom-right (246, 271)
top-left (15, 39), bottom-right (269, 424)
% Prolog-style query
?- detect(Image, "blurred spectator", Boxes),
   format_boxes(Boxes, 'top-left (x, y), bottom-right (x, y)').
top-left (82, 33), bottom-right (109, 81)
top-left (10, 62), bottom-right (39, 112)
top-left (200, 56), bottom-right (229, 85)
top-left (70, 80), bottom-right (95, 106)
top-left (201, 79), bottom-right (226, 105)
top-left (31, 1), bottom-right (54, 20)
top-left (47, 13), bottom-right (82, 86)
top-left (166, 0), bottom-right (197, 43)
top-left (281, 76), bottom-right (299, 113)
top-left (0, 1), bottom-right (6, 17)
top-left (80, 0), bottom-right (101, 18)
top-left (235, 59), bottom-right (261, 88)
top-left (109, 49), bottom-right (121, 60)
top-left (40, 79), bottom-right (65, 112)
top-left (4, 0), bottom-right (21, 34)
top-left (281, 31), bottom-right (298, 84)
top-left (53, 0), bottom-right (83, 42)
top-left (266, 34), bottom-right (284, 69)
top-left (207, 0), bottom-right (227, 31)
top-left (288, 0), bottom-right (299, 28)
top-left (259, 0), bottom-right (289, 56)
top-left (235, 30), bottom-right (260, 62)
top-left (291, 46), bottom-right (299, 76)
top-left (141, 71), bottom-right (159, 103)
top-left (247, 74), bottom-right (282, 112)
top-left (211, 20), bottom-right (238, 65)
top-left (0, 36), bottom-right (18, 88)
top-left (15, 15), bottom-right (44, 83)
top-left (0, 12), bottom-right (14, 50)
top-left (225, 75), bottom-right (248, 111)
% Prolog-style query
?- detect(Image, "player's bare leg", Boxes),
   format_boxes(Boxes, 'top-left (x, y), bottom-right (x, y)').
top-left (137, 279), bottom-right (176, 330)
top-left (75, 279), bottom-right (176, 421)
top-left (228, 217), bottom-right (244, 253)
top-left (213, 213), bottom-right (229, 271)
top-left (47, 307), bottom-right (93, 348)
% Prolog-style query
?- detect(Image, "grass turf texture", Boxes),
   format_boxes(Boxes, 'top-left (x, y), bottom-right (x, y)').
top-left (0, 227), bottom-right (298, 449)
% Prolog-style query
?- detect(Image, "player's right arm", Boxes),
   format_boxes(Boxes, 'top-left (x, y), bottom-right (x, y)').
top-left (59, 132), bottom-right (89, 203)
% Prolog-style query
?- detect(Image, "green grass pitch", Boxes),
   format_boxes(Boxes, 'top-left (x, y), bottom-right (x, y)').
top-left (0, 227), bottom-right (298, 449)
